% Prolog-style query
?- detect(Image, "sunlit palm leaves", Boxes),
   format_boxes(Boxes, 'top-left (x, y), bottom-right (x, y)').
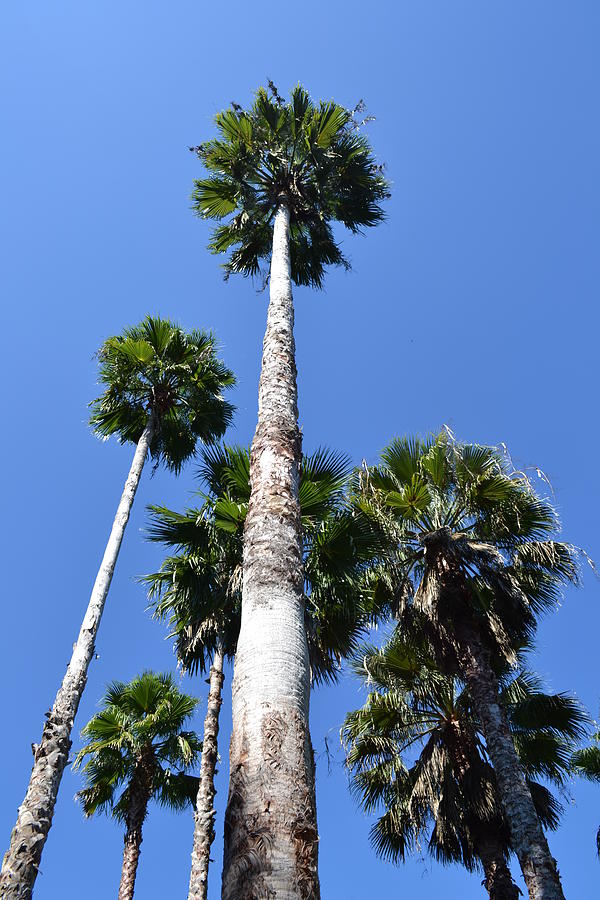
top-left (89, 316), bottom-right (235, 472)
top-left (191, 84), bottom-right (390, 286)
top-left (75, 672), bottom-right (201, 821)
top-left (355, 433), bottom-right (579, 666)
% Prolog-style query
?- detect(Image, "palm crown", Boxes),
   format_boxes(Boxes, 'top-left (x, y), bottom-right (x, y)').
top-left (89, 316), bottom-right (235, 472)
top-left (75, 672), bottom-right (201, 821)
top-left (144, 445), bottom-right (381, 683)
top-left (357, 434), bottom-right (579, 666)
top-left (191, 83), bottom-right (390, 286)
top-left (343, 635), bottom-right (587, 869)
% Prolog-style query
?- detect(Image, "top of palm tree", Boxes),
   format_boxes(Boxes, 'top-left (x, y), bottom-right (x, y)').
top-left (75, 671), bottom-right (201, 821)
top-left (144, 444), bottom-right (382, 683)
top-left (356, 432), bottom-right (580, 665)
top-left (191, 82), bottom-right (390, 287)
top-left (89, 316), bottom-right (235, 473)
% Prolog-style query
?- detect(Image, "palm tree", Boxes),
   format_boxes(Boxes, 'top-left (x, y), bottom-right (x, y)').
top-left (343, 634), bottom-right (587, 899)
top-left (143, 444), bottom-right (380, 900)
top-left (572, 728), bottom-right (600, 856)
top-left (355, 434), bottom-right (579, 900)
top-left (75, 672), bottom-right (201, 900)
top-left (0, 317), bottom-right (234, 900)
top-left (191, 82), bottom-right (389, 899)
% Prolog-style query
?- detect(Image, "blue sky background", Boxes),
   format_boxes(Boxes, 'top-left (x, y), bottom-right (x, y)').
top-left (1, 2), bottom-right (598, 897)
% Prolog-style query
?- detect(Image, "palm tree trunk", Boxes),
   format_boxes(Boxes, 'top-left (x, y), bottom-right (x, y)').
top-left (221, 201), bottom-right (320, 900)
top-left (0, 417), bottom-right (155, 900)
top-left (460, 631), bottom-right (564, 900)
top-left (477, 833), bottom-right (522, 900)
top-left (188, 648), bottom-right (225, 900)
top-left (444, 723), bottom-right (521, 900)
top-left (118, 753), bottom-right (154, 900)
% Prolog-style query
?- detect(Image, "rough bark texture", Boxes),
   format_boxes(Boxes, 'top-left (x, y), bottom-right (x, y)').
top-left (444, 722), bottom-right (521, 900)
top-left (460, 632), bottom-right (564, 900)
top-left (221, 202), bottom-right (320, 900)
top-left (188, 649), bottom-right (225, 900)
top-left (0, 419), bottom-right (154, 900)
top-left (477, 834), bottom-right (522, 900)
top-left (118, 748), bottom-right (155, 900)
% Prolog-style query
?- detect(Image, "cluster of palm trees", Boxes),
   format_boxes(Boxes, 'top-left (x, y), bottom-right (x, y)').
top-left (1, 83), bottom-right (597, 900)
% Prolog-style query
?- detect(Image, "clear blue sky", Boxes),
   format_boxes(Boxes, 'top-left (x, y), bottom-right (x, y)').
top-left (1, 2), bottom-right (598, 897)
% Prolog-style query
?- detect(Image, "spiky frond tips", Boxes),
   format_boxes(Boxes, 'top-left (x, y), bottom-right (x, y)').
top-left (75, 672), bottom-right (201, 821)
top-left (191, 84), bottom-right (390, 287)
top-left (355, 433), bottom-right (580, 665)
top-left (89, 316), bottom-right (235, 472)
top-left (343, 635), bottom-right (583, 871)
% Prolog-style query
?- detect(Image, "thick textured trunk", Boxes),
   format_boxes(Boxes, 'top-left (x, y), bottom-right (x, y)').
top-left (221, 202), bottom-right (320, 900)
top-left (477, 833), bottom-right (522, 900)
top-left (444, 724), bottom-right (521, 900)
top-left (188, 648), bottom-right (225, 900)
top-left (461, 633), bottom-right (564, 900)
top-left (118, 752), bottom-right (154, 900)
top-left (0, 419), bottom-right (154, 900)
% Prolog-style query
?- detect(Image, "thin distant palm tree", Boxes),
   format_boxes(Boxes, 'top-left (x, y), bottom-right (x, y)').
top-left (572, 728), bottom-right (600, 857)
top-left (0, 317), bottom-right (234, 900)
top-left (344, 634), bottom-right (587, 900)
top-left (191, 82), bottom-right (389, 899)
top-left (76, 672), bottom-right (201, 900)
top-left (144, 444), bottom-right (380, 900)
top-left (356, 434), bottom-right (579, 900)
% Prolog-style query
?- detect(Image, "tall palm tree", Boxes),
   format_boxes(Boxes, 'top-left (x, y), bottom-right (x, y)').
top-left (0, 317), bottom-right (234, 900)
top-left (355, 434), bottom-right (579, 900)
top-left (572, 729), bottom-right (600, 856)
top-left (75, 672), bottom-right (201, 900)
top-left (191, 85), bottom-right (388, 899)
top-left (343, 635), bottom-right (587, 900)
top-left (144, 444), bottom-right (380, 900)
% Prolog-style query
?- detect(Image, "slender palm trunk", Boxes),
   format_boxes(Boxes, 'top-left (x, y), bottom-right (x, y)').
top-left (460, 631), bottom-right (564, 900)
top-left (221, 201), bottom-right (320, 900)
top-left (477, 833), bottom-right (522, 900)
top-left (118, 752), bottom-right (154, 900)
top-left (0, 418), bottom-right (155, 900)
top-left (188, 648), bottom-right (225, 900)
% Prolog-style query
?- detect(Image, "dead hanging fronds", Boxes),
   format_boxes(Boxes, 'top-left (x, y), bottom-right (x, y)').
top-left (497, 440), bottom-right (557, 500)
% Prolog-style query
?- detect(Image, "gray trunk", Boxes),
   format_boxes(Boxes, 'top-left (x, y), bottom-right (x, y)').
top-left (0, 418), bottom-right (154, 900)
top-left (187, 648), bottom-right (225, 900)
top-left (221, 202), bottom-right (320, 900)
top-left (461, 634), bottom-right (564, 900)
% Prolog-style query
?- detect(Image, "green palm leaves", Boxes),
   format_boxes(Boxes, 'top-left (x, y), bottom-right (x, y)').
top-left (572, 731), bottom-right (600, 855)
top-left (90, 316), bottom-right (235, 472)
top-left (76, 672), bottom-right (201, 821)
top-left (343, 636), bottom-right (587, 871)
top-left (357, 433), bottom-right (579, 663)
top-left (191, 84), bottom-right (390, 286)
top-left (144, 444), bottom-right (380, 684)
